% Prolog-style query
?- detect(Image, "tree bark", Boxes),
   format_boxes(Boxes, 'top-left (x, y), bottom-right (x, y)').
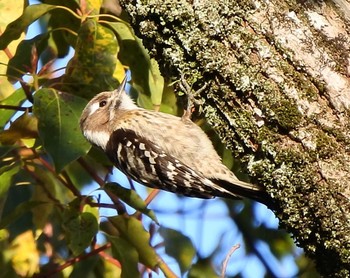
top-left (119, 0), bottom-right (350, 276)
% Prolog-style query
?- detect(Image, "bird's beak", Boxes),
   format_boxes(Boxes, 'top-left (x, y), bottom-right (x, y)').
top-left (109, 75), bottom-right (128, 122)
top-left (114, 75), bottom-right (128, 98)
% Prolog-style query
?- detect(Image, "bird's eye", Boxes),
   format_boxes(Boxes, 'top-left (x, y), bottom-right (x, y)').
top-left (99, 100), bottom-right (107, 107)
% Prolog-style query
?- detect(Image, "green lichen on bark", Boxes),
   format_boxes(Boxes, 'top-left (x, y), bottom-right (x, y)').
top-left (120, 0), bottom-right (350, 276)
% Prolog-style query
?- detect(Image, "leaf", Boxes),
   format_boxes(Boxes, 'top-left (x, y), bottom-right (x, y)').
top-left (0, 4), bottom-right (60, 50)
top-left (62, 202), bottom-right (99, 256)
top-left (33, 88), bottom-right (91, 172)
top-left (82, 198), bottom-right (100, 221)
top-left (63, 19), bottom-right (121, 98)
top-left (159, 227), bottom-right (196, 274)
top-left (0, 200), bottom-right (45, 230)
top-left (0, 164), bottom-right (20, 198)
top-left (0, 229), bottom-right (9, 241)
top-left (7, 33), bottom-right (49, 83)
top-left (69, 255), bottom-right (100, 278)
top-left (30, 167), bottom-right (58, 232)
top-left (0, 1), bottom-right (26, 99)
top-left (8, 230), bottom-right (39, 277)
top-left (0, 164), bottom-right (20, 218)
top-left (0, 145), bottom-right (17, 161)
top-left (105, 21), bottom-right (164, 108)
top-left (108, 236), bottom-right (140, 278)
top-left (108, 215), bottom-right (159, 269)
top-left (104, 182), bottom-right (158, 223)
top-left (84, 0), bottom-right (104, 15)
top-left (47, 1), bottom-right (80, 58)
top-left (0, 111), bottom-right (38, 145)
top-left (0, 88), bottom-right (27, 129)
top-left (188, 257), bottom-right (219, 278)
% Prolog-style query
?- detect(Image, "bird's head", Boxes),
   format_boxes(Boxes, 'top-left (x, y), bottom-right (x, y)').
top-left (79, 77), bottom-right (136, 149)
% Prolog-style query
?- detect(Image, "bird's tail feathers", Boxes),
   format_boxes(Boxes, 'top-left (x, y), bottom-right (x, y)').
top-left (211, 179), bottom-right (276, 210)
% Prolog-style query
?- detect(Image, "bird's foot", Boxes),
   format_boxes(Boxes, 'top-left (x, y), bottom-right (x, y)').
top-left (179, 73), bottom-right (208, 121)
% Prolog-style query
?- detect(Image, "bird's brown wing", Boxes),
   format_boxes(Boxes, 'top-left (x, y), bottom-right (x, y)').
top-left (106, 128), bottom-right (220, 198)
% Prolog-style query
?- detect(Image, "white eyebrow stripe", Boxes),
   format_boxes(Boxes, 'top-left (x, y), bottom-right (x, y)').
top-left (89, 102), bottom-right (100, 116)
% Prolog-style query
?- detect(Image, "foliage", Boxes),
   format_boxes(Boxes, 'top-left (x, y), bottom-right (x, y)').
top-left (0, 1), bottom-right (317, 277)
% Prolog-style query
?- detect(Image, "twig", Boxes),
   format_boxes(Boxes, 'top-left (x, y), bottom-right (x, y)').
top-left (99, 250), bottom-right (122, 267)
top-left (144, 189), bottom-right (160, 206)
top-left (0, 105), bottom-right (32, 112)
top-left (78, 157), bottom-right (127, 215)
top-left (221, 244), bottom-right (240, 278)
top-left (78, 157), bottom-right (104, 186)
top-left (157, 256), bottom-right (178, 278)
top-left (37, 156), bottom-right (82, 198)
top-left (33, 243), bottom-right (112, 277)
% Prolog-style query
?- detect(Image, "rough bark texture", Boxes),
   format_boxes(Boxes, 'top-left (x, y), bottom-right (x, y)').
top-left (120, 0), bottom-right (350, 276)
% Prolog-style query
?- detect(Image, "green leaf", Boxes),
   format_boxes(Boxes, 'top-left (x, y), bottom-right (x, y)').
top-left (159, 227), bottom-right (196, 274)
top-left (0, 111), bottom-right (38, 145)
top-left (62, 204), bottom-right (99, 256)
top-left (0, 164), bottom-right (20, 218)
top-left (0, 145), bottom-right (17, 161)
top-left (82, 198), bottom-right (100, 221)
top-left (0, 200), bottom-right (45, 230)
top-left (0, 4), bottom-right (60, 50)
top-left (30, 167), bottom-right (58, 232)
top-left (105, 21), bottom-right (164, 108)
top-left (188, 257), bottom-right (219, 278)
top-left (108, 236), bottom-right (140, 278)
top-left (62, 19), bottom-right (120, 98)
top-left (7, 34), bottom-right (49, 83)
top-left (67, 212), bottom-right (98, 255)
top-left (108, 216), bottom-right (158, 269)
top-left (0, 88), bottom-right (27, 129)
top-left (47, 1), bottom-right (80, 58)
top-left (33, 88), bottom-right (91, 172)
top-left (104, 182), bottom-right (158, 223)
top-left (0, 164), bottom-right (20, 198)
top-left (69, 254), bottom-right (100, 278)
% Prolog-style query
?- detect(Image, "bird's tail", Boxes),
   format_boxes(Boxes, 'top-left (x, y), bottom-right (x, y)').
top-left (210, 178), bottom-right (277, 210)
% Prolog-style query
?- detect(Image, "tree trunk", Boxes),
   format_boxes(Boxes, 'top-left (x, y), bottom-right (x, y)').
top-left (119, 0), bottom-right (350, 276)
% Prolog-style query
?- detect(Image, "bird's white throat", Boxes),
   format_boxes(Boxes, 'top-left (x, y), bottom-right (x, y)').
top-left (84, 129), bottom-right (110, 150)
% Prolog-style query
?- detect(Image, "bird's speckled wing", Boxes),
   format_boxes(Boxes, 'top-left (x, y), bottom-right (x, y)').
top-left (106, 128), bottom-right (221, 198)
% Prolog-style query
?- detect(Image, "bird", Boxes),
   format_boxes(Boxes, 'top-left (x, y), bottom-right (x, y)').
top-left (79, 77), bottom-right (275, 209)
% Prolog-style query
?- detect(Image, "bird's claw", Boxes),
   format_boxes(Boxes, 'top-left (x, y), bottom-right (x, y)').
top-left (179, 74), bottom-right (208, 121)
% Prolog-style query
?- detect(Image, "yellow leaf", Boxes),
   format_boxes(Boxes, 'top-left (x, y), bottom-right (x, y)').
top-left (0, 0), bottom-right (25, 99)
top-left (10, 230), bottom-right (39, 277)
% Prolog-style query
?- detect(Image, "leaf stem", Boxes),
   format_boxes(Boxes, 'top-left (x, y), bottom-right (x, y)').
top-left (144, 189), bottom-right (160, 206)
top-left (78, 157), bottom-right (127, 215)
top-left (0, 105), bottom-right (32, 112)
top-left (157, 256), bottom-right (178, 278)
top-left (33, 243), bottom-right (113, 277)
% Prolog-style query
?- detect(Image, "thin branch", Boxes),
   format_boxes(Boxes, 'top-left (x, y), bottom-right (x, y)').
top-left (144, 189), bottom-right (160, 206)
top-left (157, 256), bottom-right (178, 278)
top-left (78, 157), bottom-right (104, 186)
top-left (98, 250), bottom-right (122, 267)
top-left (221, 244), bottom-right (240, 278)
top-left (88, 202), bottom-right (119, 209)
top-left (60, 170), bottom-right (83, 197)
top-left (229, 204), bottom-right (279, 278)
top-left (78, 157), bottom-right (127, 215)
top-left (0, 105), bottom-right (32, 112)
top-left (33, 243), bottom-right (112, 277)
top-left (37, 155), bottom-right (82, 198)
